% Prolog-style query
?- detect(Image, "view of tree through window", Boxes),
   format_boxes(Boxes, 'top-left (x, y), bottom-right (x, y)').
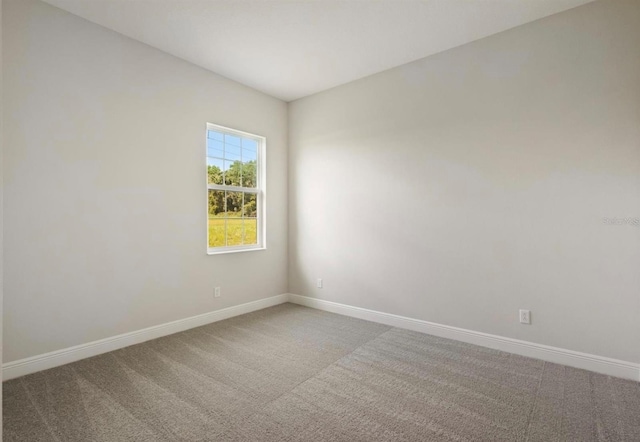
top-left (206, 126), bottom-right (262, 251)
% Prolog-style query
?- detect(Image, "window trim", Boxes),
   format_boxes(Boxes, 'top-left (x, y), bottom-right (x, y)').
top-left (206, 123), bottom-right (266, 255)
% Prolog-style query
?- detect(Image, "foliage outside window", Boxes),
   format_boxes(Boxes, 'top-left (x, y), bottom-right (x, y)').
top-left (206, 123), bottom-right (265, 253)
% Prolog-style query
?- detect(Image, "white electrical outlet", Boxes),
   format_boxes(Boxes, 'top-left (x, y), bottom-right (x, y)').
top-left (317, 278), bottom-right (323, 288)
top-left (214, 287), bottom-right (221, 298)
top-left (519, 309), bottom-right (531, 324)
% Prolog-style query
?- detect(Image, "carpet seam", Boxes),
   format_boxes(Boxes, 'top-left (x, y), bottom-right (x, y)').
top-left (187, 322), bottom-right (359, 405)
top-left (248, 324), bottom-right (395, 418)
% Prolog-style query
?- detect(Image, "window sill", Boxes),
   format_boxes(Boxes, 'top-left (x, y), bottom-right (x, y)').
top-left (207, 246), bottom-right (266, 256)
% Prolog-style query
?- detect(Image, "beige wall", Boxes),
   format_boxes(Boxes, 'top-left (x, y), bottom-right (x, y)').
top-left (2, 0), bottom-right (288, 362)
top-left (289, 0), bottom-right (640, 363)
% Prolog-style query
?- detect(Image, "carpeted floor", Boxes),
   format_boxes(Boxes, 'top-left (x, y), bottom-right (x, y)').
top-left (3, 303), bottom-right (640, 441)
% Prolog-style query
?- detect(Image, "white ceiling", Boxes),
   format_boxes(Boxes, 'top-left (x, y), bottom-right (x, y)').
top-left (42, 0), bottom-right (595, 102)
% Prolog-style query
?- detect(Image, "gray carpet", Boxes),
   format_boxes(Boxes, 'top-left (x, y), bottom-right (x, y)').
top-left (3, 303), bottom-right (640, 441)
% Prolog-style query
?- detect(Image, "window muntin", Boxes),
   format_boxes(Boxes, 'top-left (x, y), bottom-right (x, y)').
top-left (206, 123), bottom-right (264, 253)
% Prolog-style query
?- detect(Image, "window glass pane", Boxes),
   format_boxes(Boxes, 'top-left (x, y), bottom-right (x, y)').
top-left (226, 218), bottom-right (244, 246)
top-left (208, 189), bottom-right (225, 216)
top-left (208, 189), bottom-right (226, 247)
top-left (241, 160), bottom-right (257, 188)
top-left (224, 134), bottom-right (241, 147)
top-left (225, 191), bottom-right (243, 218)
top-left (224, 160), bottom-right (242, 186)
top-left (207, 130), bottom-right (224, 141)
top-left (224, 144), bottom-right (241, 161)
top-left (242, 148), bottom-right (257, 162)
top-left (207, 139), bottom-right (224, 158)
top-left (242, 138), bottom-right (257, 151)
top-left (223, 160), bottom-right (231, 185)
top-left (243, 218), bottom-right (258, 245)
top-left (208, 218), bottom-right (226, 248)
top-left (207, 158), bottom-right (224, 184)
top-left (244, 192), bottom-right (257, 218)
top-left (242, 138), bottom-right (257, 162)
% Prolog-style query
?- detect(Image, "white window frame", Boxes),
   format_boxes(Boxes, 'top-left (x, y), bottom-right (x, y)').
top-left (206, 123), bottom-right (266, 255)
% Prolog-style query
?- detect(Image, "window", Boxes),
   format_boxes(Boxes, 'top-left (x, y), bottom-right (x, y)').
top-left (206, 123), bottom-right (265, 254)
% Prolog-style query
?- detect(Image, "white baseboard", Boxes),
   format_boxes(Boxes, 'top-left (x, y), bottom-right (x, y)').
top-left (288, 294), bottom-right (640, 382)
top-left (2, 294), bottom-right (289, 381)
top-left (5, 293), bottom-right (639, 382)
